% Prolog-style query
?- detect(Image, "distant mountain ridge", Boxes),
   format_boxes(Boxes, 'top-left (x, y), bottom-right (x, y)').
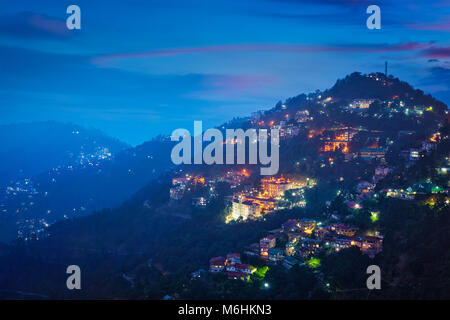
top-left (0, 121), bottom-right (129, 187)
top-left (0, 122), bottom-right (176, 242)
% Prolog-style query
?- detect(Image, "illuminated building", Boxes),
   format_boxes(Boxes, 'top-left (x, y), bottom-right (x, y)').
top-left (226, 253), bottom-right (241, 265)
top-left (429, 132), bottom-right (441, 143)
top-left (307, 128), bottom-right (325, 139)
top-left (299, 219), bottom-right (315, 234)
top-left (193, 176), bottom-right (205, 185)
top-left (234, 263), bottom-right (255, 275)
top-left (361, 236), bottom-right (383, 256)
top-left (314, 225), bottom-right (329, 240)
top-left (323, 141), bottom-right (349, 153)
top-left (360, 147), bottom-right (386, 161)
top-left (260, 235), bottom-right (276, 259)
top-left (345, 201), bottom-right (362, 210)
top-left (332, 238), bottom-right (353, 251)
top-left (192, 197), bottom-right (208, 207)
top-left (357, 181), bottom-right (375, 195)
top-left (245, 195), bottom-right (276, 212)
top-left (329, 224), bottom-right (357, 237)
top-left (383, 188), bottom-right (414, 200)
top-left (243, 243), bottom-right (260, 256)
top-left (295, 110), bottom-right (310, 123)
top-left (301, 239), bottom-right (321, 255)
top-left (349, 99), bottom-right (375, 109)
top-left (172, 177), bottom-right (189, 185)
top-left (209, 257), bottom-right (226, 273)
top-left (231, 198), bottom-right (261, 220)
top-left (322, 128), bottom-right (358, 154)
top-left (268, 248), bottom-right (284, 263)
top-left (261, 176), bottom-right (295, 198)
top-left (409, 149), bottom-right (420, 161)
top-left (285, 241), bottom-right (296, 256)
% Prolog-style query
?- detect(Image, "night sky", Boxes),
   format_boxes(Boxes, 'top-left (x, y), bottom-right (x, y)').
top-left (0, 0), bottom-right (449, 145)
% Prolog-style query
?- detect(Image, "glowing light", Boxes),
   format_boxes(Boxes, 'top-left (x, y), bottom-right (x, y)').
top-left (370, 211), bottom-right (379, 223)
top-left (307, 258), bottom-right (321, 269)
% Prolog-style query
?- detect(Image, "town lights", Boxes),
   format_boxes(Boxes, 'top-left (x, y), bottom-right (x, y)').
top-left (264, 282), bottom-right (269, 288)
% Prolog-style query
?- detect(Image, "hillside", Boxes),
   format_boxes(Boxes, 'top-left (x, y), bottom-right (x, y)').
top-left (0, 72), bottom-right (448, 299)
top-left (0, 123), bottom-right (177, 242)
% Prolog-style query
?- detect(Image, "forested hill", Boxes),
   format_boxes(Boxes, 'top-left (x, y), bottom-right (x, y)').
top-left (0, 72), bottom-right (448, 299)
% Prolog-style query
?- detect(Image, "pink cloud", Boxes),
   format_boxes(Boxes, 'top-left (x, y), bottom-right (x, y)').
top-left (91, 42), bottom-right (434, 66)
top-left (0, 12), bottom-right (71, 39)
top-left (421, 46), bottom-right (450, 59)
top-left (406, 21), bottom-right (450, 32)
top-left (28, 13), bottom-right (68, 36)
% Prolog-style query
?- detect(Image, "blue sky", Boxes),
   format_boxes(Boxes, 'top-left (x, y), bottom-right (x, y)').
top-left (0, 0), bottom-right (449, 145)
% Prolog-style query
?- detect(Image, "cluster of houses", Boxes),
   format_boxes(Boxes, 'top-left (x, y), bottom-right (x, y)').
top-left (317, 114), bottom-right (440, 166)
top-left (169, 170), bottom-right (250, 206)
top-left (311, 124), bottom-right (388, 163)
top-left (205, 218), bottom-right (383, 282)
top-left (16, 218), bottom-right (50, 241)
top-left (169, 174), bottom-right (207, 201)
top-left (77, 146), bottom-right (113, 166)
top-left (209, 253), bottom-right (256, 280)
top-left (255, 219), bottom-right (383, 263)
top-left (321, 126), bottom-right (362, 155)
top-left (169, 171), bottom-right (315, 218)
top-left (250, 110), bottom-right (307, 141)
top-left (336, 166), bottom-right (392, 211)
top-left (401, 132), bottom-right (440, 164)
top-left (382, 180), bottom-right (445, 201)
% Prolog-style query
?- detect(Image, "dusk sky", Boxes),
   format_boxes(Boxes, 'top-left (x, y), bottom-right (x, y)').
top-left (0, 0), bottom-right (449, 145)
